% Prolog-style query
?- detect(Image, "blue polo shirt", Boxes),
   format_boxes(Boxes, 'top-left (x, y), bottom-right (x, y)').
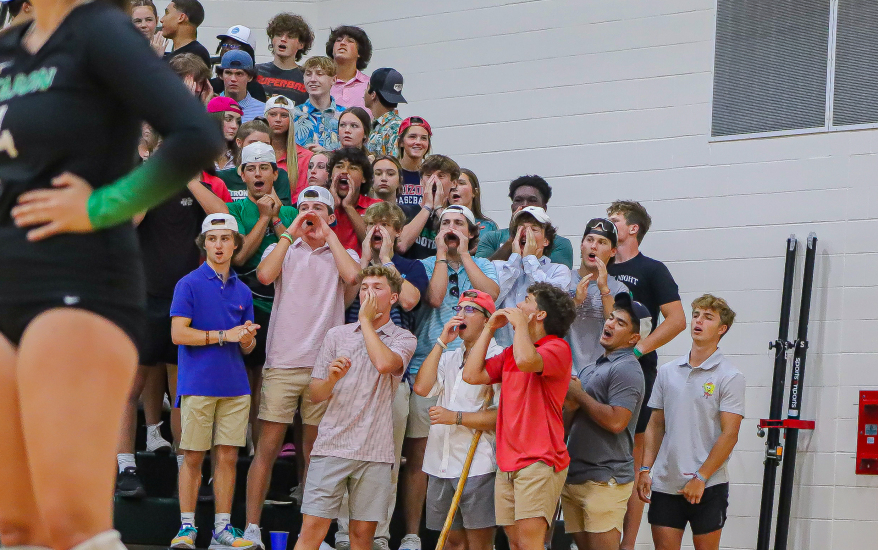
top-left (170, 262), bottom-right (254, 399)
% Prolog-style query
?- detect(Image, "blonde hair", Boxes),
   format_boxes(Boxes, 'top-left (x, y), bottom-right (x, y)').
top-left (363, 202), bottom-right (407, 232)
top-left (359, 266), bottom-right (403, 295)
top-left (302, 56), bottom-right (337, 78)
top-left (691, 294), bottom-right (736, 331)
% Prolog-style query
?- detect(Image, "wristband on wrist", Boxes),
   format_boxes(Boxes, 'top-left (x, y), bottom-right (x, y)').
top-left (693, 471), bottom-right (706, 483)
top-left (280, 232), bottom-right (293, 244)
top-left (436, 338), bottom-right (448, 350)
top-left (205, 330), bottom-right (210, 345)
top-left (218, 330), bottom-right (225, 346)
top-left (382, 261), bottom-right (395, 268)
top-left (422, 205), bottom-right (434, 213)
top-left (456, 411), bottom-right (463, 425)
top-left (273, 218), bottom-right (283, 227)
top-left (633, 347), bottom-right (643, 359)
top-left (639, 466), bottom-right (651, 473)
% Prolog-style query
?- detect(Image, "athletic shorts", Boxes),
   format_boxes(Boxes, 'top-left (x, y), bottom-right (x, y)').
top-left (561, 479), bottom-right (632, 534)
top-left (0, 297), bottom-right (144, 350)
top-left (258, 367), bottom-right (327, 425)
top-left (647, 483), bottom-right (729, 535)
top-left (302, 456), bottom-right (392, 522)
top-left (406, 391), bottom-right (438, 438)
top-left (494, 462), bottom-right (568, 526)
top-left (139, 295), bottom-right (177, 366)
top-left (179, 394), bottom-right (251, 451)
top-left (426, 473), bottom-right (496, 531)
top-left (244, 307), bottom-right (271, 369)
top-left (635, 365), bottom-right (657, 434)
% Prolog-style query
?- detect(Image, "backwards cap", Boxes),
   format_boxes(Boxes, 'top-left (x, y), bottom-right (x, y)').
top-left (613, 292), bottom-right (653, 340)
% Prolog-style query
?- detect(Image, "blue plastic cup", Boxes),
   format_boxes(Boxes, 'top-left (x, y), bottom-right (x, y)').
top-left (270, 531), bottom-right (289, 550)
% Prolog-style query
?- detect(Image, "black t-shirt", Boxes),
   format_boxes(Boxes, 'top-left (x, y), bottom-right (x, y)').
top-left (255, 62), bottom-right (307, 104)
top-left (0, 3), bottom-right (218, 308)
top-left (210, 76), bottom-right (267, 103)
top-left (163, 40), bottom-right (211, 69)
top-left (137, 186), bottom-right (206, 299)
top-left (607, 253), bottom-right (681, 374)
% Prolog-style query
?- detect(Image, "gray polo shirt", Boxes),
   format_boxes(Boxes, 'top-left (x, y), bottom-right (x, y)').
top-left (566, 348), bottom-right (644, 485)
top-left (648, 350), bottom-right (745, 493)
top-left (565, 272), bottom-right (628, 371)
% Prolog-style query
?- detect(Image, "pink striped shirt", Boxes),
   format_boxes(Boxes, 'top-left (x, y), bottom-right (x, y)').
top-left (311, 321), bottom-right (417, 463)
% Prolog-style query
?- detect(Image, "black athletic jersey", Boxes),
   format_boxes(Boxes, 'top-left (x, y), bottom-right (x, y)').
top-left (164, 40), bottom-right (211, 69)
top-left (137, 186), bottom-right (205, 299)
top-left (255, 62), bottom-right (307, 104)
top-left (608, 252), bottom-right (681, 373)
top-left (0, 2), bottom-right (220, 308)
top-left (210, 76), bottom-right (267, 103)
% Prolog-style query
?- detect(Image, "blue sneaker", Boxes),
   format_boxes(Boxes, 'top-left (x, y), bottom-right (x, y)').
top-left (171, 524), bottom-right (198, 550)
top-left (209, 525), bottom-right (255, 550)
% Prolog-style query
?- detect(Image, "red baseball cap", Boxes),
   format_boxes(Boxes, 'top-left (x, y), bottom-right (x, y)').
top-left (207, 96), bottom-right (244, 116)
top-left (398, 116), bottom-right (432, 137)
top-left (458, 289), bottom-right (496, 315)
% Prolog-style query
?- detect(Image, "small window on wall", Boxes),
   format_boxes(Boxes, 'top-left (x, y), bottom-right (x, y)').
top-left (710, 0), bottom-right (831, 138)
top-left (832, 0), bottom-right (878, 126)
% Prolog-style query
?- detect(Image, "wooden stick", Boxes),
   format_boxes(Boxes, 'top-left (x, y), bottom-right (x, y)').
top-left (435, 391), bottom-right (494, 550)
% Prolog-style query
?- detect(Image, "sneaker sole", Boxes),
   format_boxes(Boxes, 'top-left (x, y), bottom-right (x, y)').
top-left (116, 487), bottom-right (147, 499)
top-left (209, 544), bottom-right (256, 550)
top-left (147, 443), bottom-right (174, 453)
top-left (264, 499), bottom-right (293, 506)
top-left (170, 543), bottom-right (196, 550)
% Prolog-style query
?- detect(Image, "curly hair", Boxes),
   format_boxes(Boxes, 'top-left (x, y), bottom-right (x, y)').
top-left (359, 265), bottom-right (403, 295)
top-left (509, 211), bottom-right (557, 253)
top-left (267, 13), bottom-right (314, 62)
top-left (528, 282), bottom-right (576, 338)
top-left (509, 175), bottom-right (552, 205)
top-left (691, 294), bottom-right (736, 333)
top-left (325, 25), bottom-right (373, 71)
top-left (328, 147), bottom-right (374, 196)
top-left (607, 200), bottom-right (652, 244)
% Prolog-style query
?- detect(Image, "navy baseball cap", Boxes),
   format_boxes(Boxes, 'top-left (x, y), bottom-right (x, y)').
top-left (370, 68), bottom-right (407, 104)
top-left (583, 217), bottom-right (618, 248)
top-left (219, 50), bottom-right (254, 71)
top-left (614, 292), bottom-right (652, 339)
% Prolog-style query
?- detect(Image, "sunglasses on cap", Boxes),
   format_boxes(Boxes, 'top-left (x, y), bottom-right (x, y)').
top-left (588, 219), bottom-right (615, 234)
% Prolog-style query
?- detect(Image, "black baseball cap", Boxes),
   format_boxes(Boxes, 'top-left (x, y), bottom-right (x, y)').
top-left (583, 217), bottom-right (618, 248)
top-left (370, 68), bottom-right (407, 104)
top-left (614, 292), bottom-right (653, 339)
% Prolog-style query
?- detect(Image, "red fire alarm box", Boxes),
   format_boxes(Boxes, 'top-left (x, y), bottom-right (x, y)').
top-left (857, 391), bottom-right (878, 475)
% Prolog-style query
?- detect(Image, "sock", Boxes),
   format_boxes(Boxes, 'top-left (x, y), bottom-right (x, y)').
top-left (117, 453), bottom-right (136, 473)
top-left (177, 454), bottom-right (184, 469)
top-left (68, 531), bottom-right (126, 550)
top-left (215, 513), bottom-right (231, 533)
top-left (246, 523), bottom-right (260, 532)
top-left (181, 512), bottom-right (196, 527)
top-left (147, 422), bottom-right (163, 438)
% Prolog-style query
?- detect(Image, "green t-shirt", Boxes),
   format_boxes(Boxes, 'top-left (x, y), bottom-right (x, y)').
top-left (475, 227), bottom-right (574, 268)
top-left (228, 199), bottom-right (298, 312)
top-left (219, 167), bottom-right (293, 206)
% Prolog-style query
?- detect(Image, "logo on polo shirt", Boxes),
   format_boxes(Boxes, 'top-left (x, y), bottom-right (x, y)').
top-left (703, 382), bottom-right (715, 398)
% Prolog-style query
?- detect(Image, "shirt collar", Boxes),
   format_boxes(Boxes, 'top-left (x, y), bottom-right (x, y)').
top-left (374, 110), bottom-right (401, 128)
top-left (199, 261), bottom-right (238, 282)
top-left (303, 98), bottom-right (339, 115)
top-left (335, 70), bottom-right (369, 85)
top-left (676, 348), bottom-right (725, 371)
top-left (534, 334), bottom-right (560, 348)
top-left (597, 347), bottom-right (635, 364)
top-left (352, 319), bottom-right (397, 335)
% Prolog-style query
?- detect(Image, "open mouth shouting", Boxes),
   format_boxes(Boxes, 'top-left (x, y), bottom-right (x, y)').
top-left (450, 191), bottom-right (462, 203)
top-left (336, 175), bottom-right (350, 195)
top-left (253, 180), bottom-right (266, 192)
top-left (602, 327), bottom-right (612, 339)
top-left (445, 233), bottom-right (460, 247)
top-left (276, 42), bottom-right (288, 53)
top-left (372, 233), bottom-right (383, 247)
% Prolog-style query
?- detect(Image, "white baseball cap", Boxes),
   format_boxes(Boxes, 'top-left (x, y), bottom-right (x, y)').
top-left (264, 95), bottom-right (296, 115)
top-left (297, 185), bottom-right (335, 210)
top-left (201, 213), bottom-right (239, 234)
top-left (441, 204), bottom-right (476, 225)
top-left (512, 205), bottom-right (551, 225)
top-left (241, 142), bottom-right (276, 165)
top-left (217, 25), bottom-right (255, 50)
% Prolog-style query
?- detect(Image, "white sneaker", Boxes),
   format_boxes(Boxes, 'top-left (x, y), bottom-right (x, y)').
top-left (243, 524), bottom-right (264, 549)
top-left (372, 539), bottom-right (391, 550)
top-left (146, 423), bottom-right (172, 453)
top-left (318, 543), bottom-right (333, 550)
top-left (398, 535), bottom-right (420, 550)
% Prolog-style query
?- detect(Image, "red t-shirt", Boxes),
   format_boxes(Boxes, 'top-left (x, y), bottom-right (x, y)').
top-left (486, 335), bottom-right (572, 472)
top-left (332, 194), bottom-right (382, 253)
top-left (277, 144), bottom-right (313, 200)
top-left (201, 171), bottom-right (232, 203)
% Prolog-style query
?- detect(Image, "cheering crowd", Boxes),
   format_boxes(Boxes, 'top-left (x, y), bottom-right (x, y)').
top-left (0, 1), bottom-right (748, 550)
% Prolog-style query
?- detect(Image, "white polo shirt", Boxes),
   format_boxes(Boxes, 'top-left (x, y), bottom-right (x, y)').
top-left (422, 339), bottom-right (504, 479)
top-left (648, 349), bottom-right (745, 493)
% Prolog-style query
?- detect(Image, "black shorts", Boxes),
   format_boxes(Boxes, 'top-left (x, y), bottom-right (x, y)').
top-left (244, 306), bottom-right (271, 369)
top-left (635, 357), bottom-right (657, 434)
top-left (647, 483), bottom-right (729, 535)
top-left (139, 295), bottom-right (177, 366)
top-left (0, 297), bottom-right (144, 351)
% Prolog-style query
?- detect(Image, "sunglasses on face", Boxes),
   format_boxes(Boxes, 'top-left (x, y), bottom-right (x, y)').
top-left (221, 43), bottom-right (243, 50)
top-left (451, 305), bottom-right (489, 317)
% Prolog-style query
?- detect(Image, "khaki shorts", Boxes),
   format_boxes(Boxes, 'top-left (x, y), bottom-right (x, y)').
top-left (495, 461), bottom-right (568, 526)
top-left (180, 395), bottom-right (250, 451)
top-left (258, 367), bottom-right (327, 425)
top-left (405, 391), bottom-right (438, 438)
top-left (302, 456), bottom-right (393, 522)
top-left (561, 479), bottom-right (633, 534)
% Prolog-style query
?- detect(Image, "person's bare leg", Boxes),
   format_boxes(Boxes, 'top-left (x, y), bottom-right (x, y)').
top-left (572, 529), bottom-right (621, 550)
top-left (401, 437), bottom-right (429, 535)
top-left (117, 366), bottom-right (148, 457)
top-left (293, 515), bottom-right (333, 550)
top-left (348, 520), bottom-right (378, 550)
top-left (179, 450), bottom-right (206, 514)
top-left (464, 528), bottom-right (494, 550)
top-left (213, 445), bottom-right (239, 515)
top-left (505, 518), bottom-right (547, 550)
top-left (18, 309), bottom-right (137, 550)
top-left (620, 433), bottom-right (645, 549)
top-left (0, 333), bottom-right (50, 547)
top-left (651, 526), bottom-right (684, 550)
top-left (245, 421), bottom-right (287, 525)
top-left (442, 529), bottom-right (467, 550)
top-left (302, 424), bottom-right (318, 480)
top-left (248, 368), bottom-right (262, 448)
top-left (167, 364), bottom-right (182, 447)
top-left (142, 363), bottom-right (167, 426)
top-left (692, 529), bottom-right (722, 550)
